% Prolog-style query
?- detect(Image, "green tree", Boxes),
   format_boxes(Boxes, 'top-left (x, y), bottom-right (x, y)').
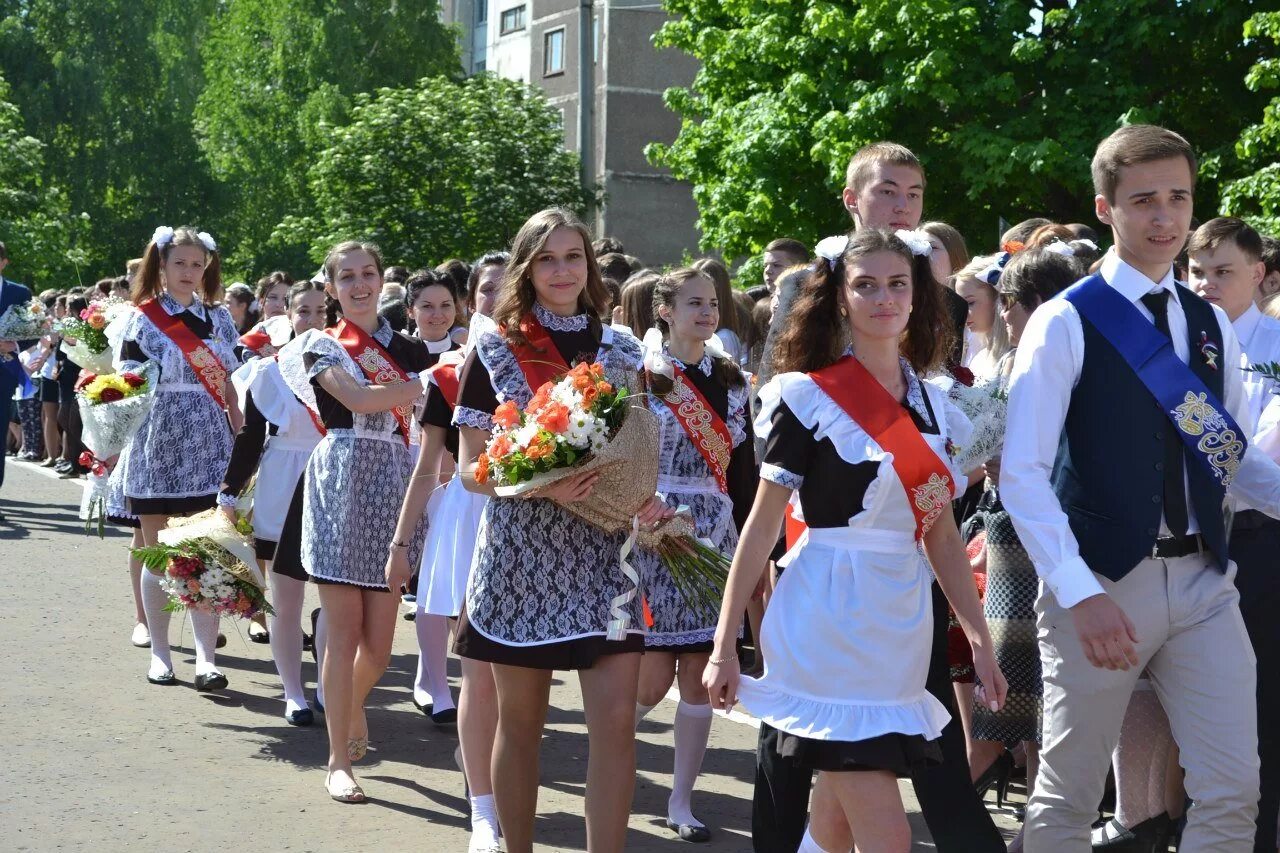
top-left (195, 0), bottom-right (461, 277)
top-left (0, 71), bottom-right (89, 286)
top-left (281, 74), bottom-right (585, 266)
top-left (0, 0), bottom-right (218, 284)
top-left (650, 0), bottom-right (1271, 259)
top-left (1222, 11), bottom-right (1280, 235)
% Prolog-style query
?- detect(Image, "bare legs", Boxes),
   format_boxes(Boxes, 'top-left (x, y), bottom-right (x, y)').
top-left (816, 769), bottom-right (912, 853)
top-left (490, 663), bottom-right (553, 853)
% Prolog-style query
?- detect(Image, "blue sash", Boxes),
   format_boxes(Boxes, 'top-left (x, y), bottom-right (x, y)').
top-left (1064, 277), bottom-right (1246, 490)
top-left (0, 354), bottom-right (33, 396)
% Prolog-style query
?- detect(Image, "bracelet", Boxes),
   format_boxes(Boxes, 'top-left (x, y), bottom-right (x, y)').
top-left (389, 540), bottom-right (410, 550)
top-left (707, 653), bottom-right (735, 665)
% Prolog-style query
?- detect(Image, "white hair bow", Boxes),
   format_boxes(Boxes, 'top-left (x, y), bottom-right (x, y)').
top-left (197, 232), bottom-right (217, 253)
top-left (151, 226), bottom-right (175, 249)
top-left (894, 229), bottom-right (934, 257)
top-left (1044, 240), bottom-right (1075, 257)
top-left (642, 326), bottom-right (674, 381)
top-left (814, 235), bottom-right (850, 271)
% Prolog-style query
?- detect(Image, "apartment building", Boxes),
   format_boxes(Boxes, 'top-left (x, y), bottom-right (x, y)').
top-left (439, 0), bottom-right (702, 266)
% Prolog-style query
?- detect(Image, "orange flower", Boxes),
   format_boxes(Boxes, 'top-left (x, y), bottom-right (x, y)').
top-left (598, 381), bottom-right (613, 395)
top-left (580, 384), bottom-right (599, 406)
top-left (494, 400), bottom-right (520, 428)
top-left (489, 434), bottom-right (513, 460)
top-left (475, 453), bottom-right (490, 484)
top-left (529, 381), bottom-right (553, 412)
top-left (525, 435), bottom-right (553, 460)
top-left (537, 402), bottom-right (571, 434)
top-left (1001, 240), bottom-right (1026, 254)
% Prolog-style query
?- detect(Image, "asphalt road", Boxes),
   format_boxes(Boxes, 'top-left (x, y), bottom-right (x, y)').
top-left (0, 459), bottom-right (1019, 851)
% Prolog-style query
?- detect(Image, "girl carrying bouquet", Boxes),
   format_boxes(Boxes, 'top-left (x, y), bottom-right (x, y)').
top-left (452, 207), bottom-right (672, 853)
top-left (115, 226), bottom-right (241, 692)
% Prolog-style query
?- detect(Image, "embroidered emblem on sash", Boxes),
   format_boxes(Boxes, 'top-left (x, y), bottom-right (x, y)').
top-left (353, 345), bottom-right (413, 425)
top-left (910, 472), bottom-right (953, 535)
top-left (1170, 391), bottom-right (1243, 485)
top-left (662, 374), bottom-right (731, 493)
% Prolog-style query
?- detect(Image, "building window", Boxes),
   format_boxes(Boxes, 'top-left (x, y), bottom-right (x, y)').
top-left (475, 0), bottom-right (487, 24)
top-left (473, 58), bottom-right (486, 73)
top-left (499, 4), bottom-right (525, 34)
top-left (544, 28), bottom-right (565, 76)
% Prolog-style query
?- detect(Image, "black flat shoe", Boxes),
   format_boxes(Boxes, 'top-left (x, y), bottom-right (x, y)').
top-left (310, 608), bottom-right (321, 662)
top-left (194, 671), bottom-right (228, 692)
top-left (665, 819), bottom-right (711, 843)
top-left (302, 632), bottom-right (314, 652)
top-left (1091, 813), bottom-right (1172, 852)
top-left (248, 623), bottom-right (270, 643)
top-left (431, 707), bottom-right (458, 726)
top-left (285, 707), bottom-right (314, 726)
top-left (147, 670), bottom-right (177, 685)
top-left (413, 697), bottom-right (433, 717)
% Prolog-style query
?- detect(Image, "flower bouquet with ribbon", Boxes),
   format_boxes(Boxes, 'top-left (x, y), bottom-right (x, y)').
top-left (76, 362), bottom-right (159, 536)
top-left (134, 510), bottom-right (271, 619)
top-left (476, 362), bottom-right (730, 633)
top-left (56, 297), bottom-right (130, 374)
top-left (0, 298), bottom-right (52, 342)
top-left (931, 371), bottom-right (1008, 475)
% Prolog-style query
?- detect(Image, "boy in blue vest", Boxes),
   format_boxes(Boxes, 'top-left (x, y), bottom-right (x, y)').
top-left (1003, 125), bottom-right (1280, 852)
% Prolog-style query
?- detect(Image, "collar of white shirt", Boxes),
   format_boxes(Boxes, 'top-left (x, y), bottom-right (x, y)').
top-left (1233, 302), bottom-right (1263, 348)
top-left (1099, 247), bottom-right (1177, 305)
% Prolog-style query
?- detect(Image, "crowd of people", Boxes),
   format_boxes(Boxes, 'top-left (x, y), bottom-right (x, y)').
top-left (2, 122), bottom-right (1280, 853)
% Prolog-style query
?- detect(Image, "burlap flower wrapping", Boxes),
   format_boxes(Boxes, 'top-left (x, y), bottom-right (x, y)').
top-left (157, 509), bottom-right (265, 591)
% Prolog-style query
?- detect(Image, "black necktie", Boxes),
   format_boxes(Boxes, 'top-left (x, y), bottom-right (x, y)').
top-left (1140, 290), bottom-right (1189, 537)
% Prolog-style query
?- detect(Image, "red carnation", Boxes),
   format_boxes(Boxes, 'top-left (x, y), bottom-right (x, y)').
top-left (79, 451), bottom-right (96, 468)
top-left (98, 387), bottom-right (125, 403)
top-left (74, 373), bottom-right (98, 392)
top-left (120, 372), bottom-right (145, 388)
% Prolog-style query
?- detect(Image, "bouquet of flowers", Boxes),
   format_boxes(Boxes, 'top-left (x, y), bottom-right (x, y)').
top-left (77, 361), bottom-right (158, 459)
top-left (0, 299), bottom-right (52, 342)
top-left (134, 509), bottom-right (271, 619)
top-left (56, 297), bottom-right (129, 373)
top-left (934, 372), bottom-right (1008, 475)
top-left (476, 362), bottom-right (731, 620)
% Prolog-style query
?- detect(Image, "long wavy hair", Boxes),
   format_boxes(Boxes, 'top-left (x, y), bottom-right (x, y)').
top-left (130, 227), bottom-right (222, 307)
top-left (772, 229), bottom-right (952, 375)
top-left (492, 207), bottom-right (609, 348)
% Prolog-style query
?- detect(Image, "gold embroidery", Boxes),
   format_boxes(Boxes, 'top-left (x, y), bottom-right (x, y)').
top-left (353, 346), bottom-right (412, 426)
top-left (911, 472), bottom-right (953, 535)
top-left (187, 344), bottom-right (227, 408)
top-left (1171, 391), bottom-right (1216, 437)
top-left (1168, 391), bottom-right (1243, 486)
top-left (663, 375), bottom-right (731, 488)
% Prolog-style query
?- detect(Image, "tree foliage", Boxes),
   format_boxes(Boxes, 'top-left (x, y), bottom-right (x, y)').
top-left (650, 0), bottom-right (1276, 259)
top-left (282, 74), bottom-right (586, 266)
top-left (195, 0), bottom-right (462, 275)
top-left (1222, 11), bottom-right (1280, 235)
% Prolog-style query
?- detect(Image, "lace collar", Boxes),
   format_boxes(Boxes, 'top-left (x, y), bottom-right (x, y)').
top-left (420, 334), bottom-right (455, 354)
top-left (534, 302), bottom-right (589, 332)
top-left (666, 344), bottom-right (713, 376)
top-left (160, 291), bottom-right (208, 321)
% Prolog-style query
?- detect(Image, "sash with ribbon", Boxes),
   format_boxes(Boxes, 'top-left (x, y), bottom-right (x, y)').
top-left (239, 327), bottom-right (273, 353)
top-left (269, 355), bottom-right (327, 437)
top-left (509, 312), bottom-right (572, 392)
top-left (1064, 277), bottom-right (1246, 489)
top-left (139, 299), bottom-right (228, 409)
top-left (809, 356), bottom-right (954, 540)
top-left (658, 364), bottom-right (732, 493)
top-left (326, 319), bottom-right (413, 447)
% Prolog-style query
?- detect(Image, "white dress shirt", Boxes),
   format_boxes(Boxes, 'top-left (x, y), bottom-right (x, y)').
top-left (1232, 303), bottom-right (1280, 433)
top-left (1001, 249), bottom-right (1280, 608)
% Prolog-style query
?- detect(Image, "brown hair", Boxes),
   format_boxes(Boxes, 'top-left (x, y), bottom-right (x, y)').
top-left (618, 271), bottom-right (659, 338)
top-left (1187, 217), bottom-right (1264, 263)
top-left (1026, 223), bottom-right (1076, 250)
top-left (1091, 124), bottom-right (1197, 202)
top-left (492, 207), bottom-right (608, 347)
top-left (692, 257), bottom-right (745, 338)
top-left (650, 267), bottom-right (744, 391)
top-left (255, 270), bottom-right (293, 301)
top-left (844, 142), bottom-right (925, 193)
top-left (920, 221), bottom-right (970, 275)
top-left (764, 238), bottom-right (810, 261)
top-left (996, 249), bottom-right (1080, 311)
top-left (130, 227), bottom-right (222, 306)
top-left (773, 229), bottom-right (951, 375)
top-left (321, 240), bottom-right (385, 326)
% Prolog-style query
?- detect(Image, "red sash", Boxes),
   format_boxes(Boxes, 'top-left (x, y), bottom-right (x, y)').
top-left (239, 327), bottom-right (272, 353)
top-left (327, 319), bottom-right (414, 446)
top-left (429, 361), bottom-right (461, 410)
top-left (139, 299), bottom-right (228, 409)
top-left (809, 356), bottom-right (953, 540)
top-left (271, 355), bottom-right (327, 437)
top-left (658, 364), bottom-right (732, 494)
top-left (509, 312), bottom-right (571, 392)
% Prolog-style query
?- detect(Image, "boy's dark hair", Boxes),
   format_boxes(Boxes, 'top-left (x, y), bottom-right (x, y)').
top-left (435, 258), bottom-right (471, 298)
top-left (383, 265), bottom-right (410, 285)
top-left (764, 238), bottom-right (810, 261)
top-left (1091, 124), bottom-right (1197, 203)
top-left (998, 249), bottom-right (1081, 310)
top-left (1066, 223), bottom-right (1100, 243)
top-left (596, 252), bottom-right (633, 284)
top-left (844, 142), bottom-right (925, 193)
top-left (593, 237), bottom-right (625, 256)
top-left (1188, 217), bottom-right (1264, 263)
top-left (1261, 235), bottom-right (1280, 276)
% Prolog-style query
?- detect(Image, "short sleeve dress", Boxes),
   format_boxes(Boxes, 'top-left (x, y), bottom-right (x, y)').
top-left (116, 293), bottom-right (241, 516)
top-left (276, 319), bottom-right (430, 589)
top-left (738, 358), bottom-right (973, 774)
top-left (634, 349), bottom-right (758, 651)
top-left (452, 304), bottom-right (648, 669)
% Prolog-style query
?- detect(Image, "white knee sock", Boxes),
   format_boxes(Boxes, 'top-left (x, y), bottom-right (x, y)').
top-left (668, 700), bottom-right (713, 827)
top-left (414, 614), bottom-right (454, 712)
top-left (141, 569), bottom-right (173, 677)
top-left (469, 793), bottom-right (500, 845)
top-left (313, 608), bottom-right (326, 707)
top-left (635, 700), bottom-right (658, 729)
top-left (268, 573), bottom-right (307, 712)
top-left (798, 826), bottom-right (831, 853)
top-left (190, 608), bottom-right (221, 675)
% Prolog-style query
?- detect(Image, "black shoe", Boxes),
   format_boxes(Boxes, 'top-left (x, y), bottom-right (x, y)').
top-left (285, 707), bottom-right (314, 726)
top-left (310, 608), bottom-right (320, 662)
top-left (1091, 813), bottom-right (1172, 852)
top-left (302, 632), bottom-right (314, 652)
top-left (413, 697), bottom-right (433, 717)
top-left (194, 671), bottom-right (228, 692)
top-left (311, 691), bottom-right (324, 714)
top-left (248, 622), bottom-right (270, 644)
top-left (215, 633), bottom-right (227, 649)
top-left (665, 819), bottom-right (711, 843)
top-left (147, 669), bottom-right (177, 685)
top-left (974, 750), bottom-right (1015, 809)
top-left (431, 707), bottom-right (458, 726)
top-left (54, 460), bottom-right (72, 475)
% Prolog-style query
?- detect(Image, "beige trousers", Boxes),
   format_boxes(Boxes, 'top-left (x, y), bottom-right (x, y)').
top-left (1026, 553), bottom-right (1259, 852)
